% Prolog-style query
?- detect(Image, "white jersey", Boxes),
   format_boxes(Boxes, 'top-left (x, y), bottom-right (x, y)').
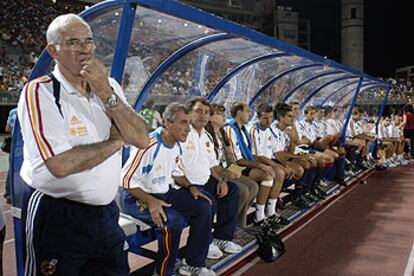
top-left (387, 123), bottom-right (401, 139)
top-left (327, 118), bottom-right (342, 135)
top-left (122, 129), bottom-right (184, 194)
top-left (347, 119), bottom-right (364, 138)
top-left (359, 119), bottom-right (374, 135)
top-left (17, 66), bottom-right (127, 205)
top-left (371, 123), bottom-right (385, 139)
top-left (313, 119), bottom-right (328, 137)
top-left (270, 121), bottom-right (291, 153)
top-left (177, 127), bottom-right (218, 185)
top-left (383, 125), bottom-right (391, 138)
top-left (248, 123), bottom-right (278, 159)
top-left (296, 119), bottom-right (318, 142)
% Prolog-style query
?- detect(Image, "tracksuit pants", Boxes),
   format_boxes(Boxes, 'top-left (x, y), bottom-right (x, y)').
top-left (122, 187), bottom-right (212, 276)
top-left (200, 176), bottom-right (240, 241)
top-left (22, 187), bottom-right (129, 276)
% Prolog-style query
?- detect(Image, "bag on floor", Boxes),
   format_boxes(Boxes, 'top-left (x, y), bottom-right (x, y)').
top-left (256, 226), bottom-right (285, 262)
top-left (1, 136), bottom-right (11, 153)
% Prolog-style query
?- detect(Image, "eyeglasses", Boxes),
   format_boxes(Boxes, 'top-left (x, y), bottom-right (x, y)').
top-left (56, 38), bottom-right (95, 51)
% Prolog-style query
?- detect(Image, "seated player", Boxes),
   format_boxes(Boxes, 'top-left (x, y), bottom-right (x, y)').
top-left (224, 102), bottom-right (287, 228)
top-left (121, 102), bottom-right (216, 276)
top-left (183, 97), bottom-right (242, 260)
top-left (206, 103), bottom-right (259, 228)
top-left (346, 107), bottom-right (377, 169)
top-left (249, 103), bottom-right (304, 207)
top-left (272, 103), bottom-right (325, 207)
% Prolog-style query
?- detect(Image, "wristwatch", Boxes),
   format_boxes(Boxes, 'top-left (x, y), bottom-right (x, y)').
top-left (106, 93), bottom-right (119, 108)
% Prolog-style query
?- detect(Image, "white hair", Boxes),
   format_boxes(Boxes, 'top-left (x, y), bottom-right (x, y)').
top-left (46, 13), bottom-right (91, 45)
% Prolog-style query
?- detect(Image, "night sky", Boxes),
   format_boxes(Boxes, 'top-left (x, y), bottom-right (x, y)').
top-left (287, 0), bottom-right (414, 78)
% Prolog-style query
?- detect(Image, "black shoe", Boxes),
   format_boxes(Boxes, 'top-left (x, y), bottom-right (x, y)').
top-left (313, 188), bottom-right (327, 200)
top-left (253, 219), bottom-right (268, 230)
top-left (301, 194), bottom-right (314, 206)
top-left (267, 214), bottom-right (290, 229)
top-left (276, 198), bottom-right (287, 210)
top-left (307, 193), bottom-right (320, 202)
top-left (375, 165), bottom-right (386, 171)
top-left (337, 180), bottom-right (347, 187)
top-left (293, 197), bottom-right (308, 209)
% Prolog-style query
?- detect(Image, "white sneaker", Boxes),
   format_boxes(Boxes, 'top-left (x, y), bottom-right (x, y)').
top-left (179, 260), bottom-right (216, 276)
top-left (207, 243), bottom-right (223, 259)
top-left (391, 159), bottom-right (400, 166)
top-left (366, 159), bottom-right (376, 168)
top-left (398, 156), bottom-right (409, 165)
top-left (362, 160), bottom-right (374, 169)
top-left (385, 159), bottom-right (396, 168)
top-left (213, 239), bottom-right (242, 254)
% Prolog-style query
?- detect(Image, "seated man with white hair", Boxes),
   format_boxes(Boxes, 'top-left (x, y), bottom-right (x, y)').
top-left (122, 102), bottom-right (216, 276)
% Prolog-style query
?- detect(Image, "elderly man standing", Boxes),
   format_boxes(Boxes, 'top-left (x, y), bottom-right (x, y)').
top-left (18, 14), bottom-right (148, 276)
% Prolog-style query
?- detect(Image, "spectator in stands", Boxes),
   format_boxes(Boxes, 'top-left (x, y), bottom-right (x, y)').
top-left (206, 103), bottom-right (259, 228)
top-left (140, 99), bottom-right (162, 131)
top-left (0, 56), bottom-right (31, 98)
top-left (0, 0), bottom-right (83, 51)
top-left (121, 102), bottom-right (216, 276)
top-left (183, 97), bottom-right (242, 260)
top-left (402, 104), bottom-right (414, 158)
top-left (17, 14), bottom-right (149, 275)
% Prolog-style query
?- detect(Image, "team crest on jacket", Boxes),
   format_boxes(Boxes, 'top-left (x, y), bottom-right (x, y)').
top-left (136, 200), bottom-right (148, 212)
top-left (40, 259), bottom-right (58, 275)
top-left (70, 115), bottom-right (80, 124)
top-left (68, 127), bottom-right (77, 136)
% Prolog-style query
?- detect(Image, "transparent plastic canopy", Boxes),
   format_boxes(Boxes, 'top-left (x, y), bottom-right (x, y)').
top-left (29, 0), bottom-right (392, 115)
